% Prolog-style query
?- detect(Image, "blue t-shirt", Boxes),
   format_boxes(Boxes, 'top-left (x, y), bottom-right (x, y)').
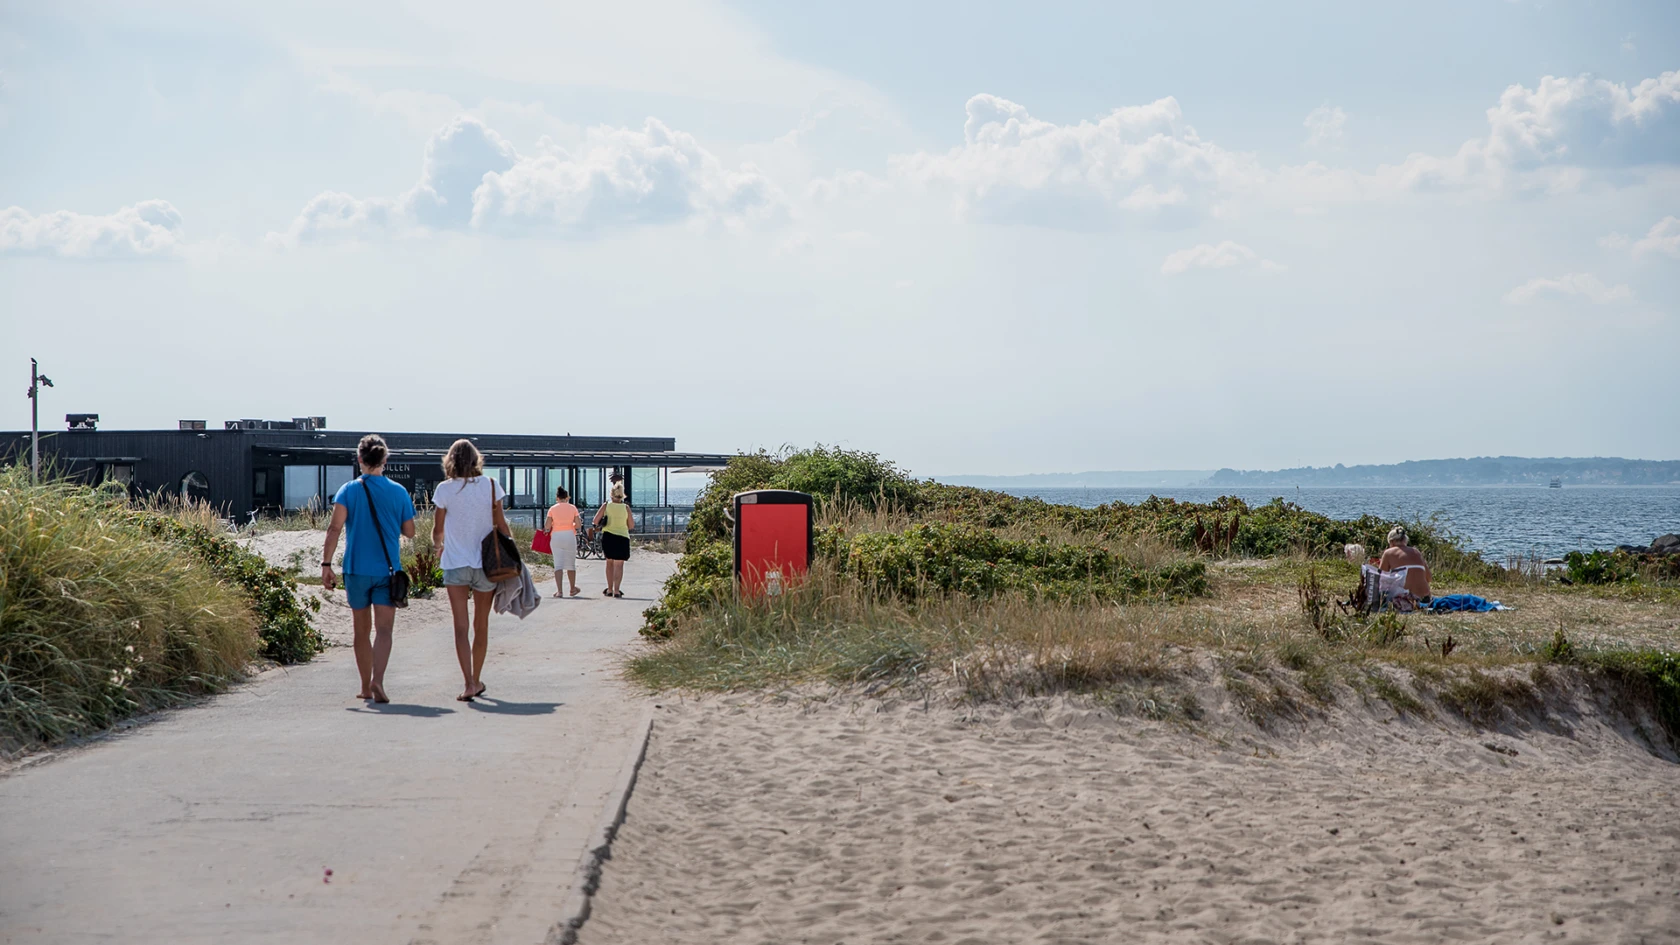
top-left (333, 475), bottom-right (417, 576)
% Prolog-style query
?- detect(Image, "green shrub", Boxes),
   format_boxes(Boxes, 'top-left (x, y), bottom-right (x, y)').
top-left (831, 522), bottom-right (1207, 603)
top-left (0, 468), bottom-right (260, 746)
top-left (686, 447), bottom-right (920, 546)
top-left (1563, 550), bottom-right (1639, 586)
top-left (641, 541), bottom-right (733, 639)
top-left (139, 515), bottom-right (323, 664)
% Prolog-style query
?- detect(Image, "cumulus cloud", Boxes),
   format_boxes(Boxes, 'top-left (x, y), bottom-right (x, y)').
top-left (1386, 70), bottom-right (1680, 192)
top-left (1160, 241), bottom-right (1283, 276)
top-left (1501, 272), bottom-right (1632, 305)
top-left (891, 93), bottom-right (1256, 227)
top-left (0, 201), bottom-right (185, 258)
top-left (270, 115), bottom-right (783, 246)
top-left (889, 70), bottom-right (1680, 229)
top-left (1632, 216), bottom-right (1680, 259)
top-left (1303, 105), bottom-right (1347, 149)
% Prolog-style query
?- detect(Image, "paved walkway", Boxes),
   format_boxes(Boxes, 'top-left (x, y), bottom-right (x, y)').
top-left (0, 555), bottom-right (674, 945)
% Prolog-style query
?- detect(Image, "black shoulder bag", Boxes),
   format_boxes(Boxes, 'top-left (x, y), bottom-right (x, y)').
top-left (360, 477), bottom-right (410, 608)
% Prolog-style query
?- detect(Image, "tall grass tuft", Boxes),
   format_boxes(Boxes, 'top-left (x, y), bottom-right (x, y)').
top-left (0, 467), bottom-right (260, 748)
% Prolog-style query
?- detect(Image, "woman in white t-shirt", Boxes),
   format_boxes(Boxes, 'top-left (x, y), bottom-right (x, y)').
top-left (431, 439), bottom-right (512, 702)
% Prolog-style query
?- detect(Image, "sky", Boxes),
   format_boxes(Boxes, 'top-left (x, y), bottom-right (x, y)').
top-left (3, 0), bottom-right (1678, 476)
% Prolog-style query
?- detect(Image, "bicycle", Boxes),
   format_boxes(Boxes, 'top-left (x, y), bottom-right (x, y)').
top-left (576, 526), bottom-right (604, 560)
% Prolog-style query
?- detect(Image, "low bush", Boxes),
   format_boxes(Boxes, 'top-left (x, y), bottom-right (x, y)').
top-left (1563, 550), bottom-right (1639, 586)
top-left (0, 468), bottom-right (260, 747)
top-left (139, 515), bottom-right (323, 664)
top-left (829, 522), bottom-right (1207, 603)
top-left (686, 446), bottom-right (921, 546)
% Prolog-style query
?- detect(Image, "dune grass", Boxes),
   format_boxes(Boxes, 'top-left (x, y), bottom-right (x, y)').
top-left (0, 468), bottom-right (260, 749)
top-left (631, 448), bottom-right (1680, 746)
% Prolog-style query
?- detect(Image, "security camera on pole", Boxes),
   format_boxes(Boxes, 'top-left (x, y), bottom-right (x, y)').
top-left (27, 358), bottom-right (54, 483)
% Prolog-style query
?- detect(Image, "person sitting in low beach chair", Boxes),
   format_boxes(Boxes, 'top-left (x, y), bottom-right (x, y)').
top-left (1378, 526), bottom-right (1431, 604)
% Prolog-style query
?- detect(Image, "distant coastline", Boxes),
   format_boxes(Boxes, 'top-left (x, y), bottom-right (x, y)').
top-left (936, 456), bottom-right (1680, 489)
top-left (934, 471), bottom-right (1215, 489)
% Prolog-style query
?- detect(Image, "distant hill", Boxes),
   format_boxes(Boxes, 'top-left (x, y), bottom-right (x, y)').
top-left (935, 470), bottom-right (1216, 488)
top-left (1205, 457), bottom-right (1680, 487)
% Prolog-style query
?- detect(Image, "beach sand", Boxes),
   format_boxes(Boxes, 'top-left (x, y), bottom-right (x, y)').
top-left (584, 690), bottom-right (1680, 944)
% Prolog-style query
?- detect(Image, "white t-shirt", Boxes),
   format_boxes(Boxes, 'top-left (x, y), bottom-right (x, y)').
top-left (432, 476), bottom-right (505, 570)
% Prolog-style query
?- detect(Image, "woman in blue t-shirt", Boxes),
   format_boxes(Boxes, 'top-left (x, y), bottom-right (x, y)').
top-left (321, 434), bottom-right (416, 703)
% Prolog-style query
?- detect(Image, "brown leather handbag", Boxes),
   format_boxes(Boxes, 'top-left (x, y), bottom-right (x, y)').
top-left (480, 480), bottom-right (523, 582)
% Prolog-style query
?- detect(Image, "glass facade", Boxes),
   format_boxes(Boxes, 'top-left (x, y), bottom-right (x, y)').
top-left (283, 465), bottom-right (356, 510)
top-left (324, 465), bottom-right (354, 501)
top-left (284, 466), bottom-right (318, 510)
top-left (578, 467), bottom-right (603, 507)
top-left (630, 467), bottom-right (660, 506)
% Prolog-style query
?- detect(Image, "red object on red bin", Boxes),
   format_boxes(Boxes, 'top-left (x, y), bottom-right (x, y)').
top-left (733, 490), bottom-right (814, 598)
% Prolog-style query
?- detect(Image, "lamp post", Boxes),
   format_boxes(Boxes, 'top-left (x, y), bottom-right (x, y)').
top-left (27, 358), bottom-right (54, 483)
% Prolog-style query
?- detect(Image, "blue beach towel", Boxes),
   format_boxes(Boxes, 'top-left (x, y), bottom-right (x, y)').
top-left (1427, 594), bottom-right (1508, 613)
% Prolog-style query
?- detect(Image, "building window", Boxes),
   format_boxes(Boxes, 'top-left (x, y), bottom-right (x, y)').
top-left (103, 463), bottom-right (134, 486)
top-left (546, 467), bottom-right (570, 502)
top-left (577, 467), bottom-right (603, 507)
top-left (284, 466), bottom-right (320, 511)
top-left (508, 467), bottom-right (538, 508)
top-left (180, 471), bottom-right (210, 503)
top-left (631, 467), bottom-right (660, 506)
top-left (324, 465), bottom-right (354, 502)
top-left (253, 469), bottom-right (269, 497)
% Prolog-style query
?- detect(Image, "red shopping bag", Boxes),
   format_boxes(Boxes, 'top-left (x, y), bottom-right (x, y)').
top-left (531, 529), bottom-right (552, 554)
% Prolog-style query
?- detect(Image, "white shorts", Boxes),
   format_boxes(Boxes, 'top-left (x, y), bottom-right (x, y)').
top-left (551, 530), bottom-right (577, 571)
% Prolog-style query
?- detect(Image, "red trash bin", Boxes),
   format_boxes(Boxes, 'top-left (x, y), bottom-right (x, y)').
top-left (733, 490), bottom-right (814, 598)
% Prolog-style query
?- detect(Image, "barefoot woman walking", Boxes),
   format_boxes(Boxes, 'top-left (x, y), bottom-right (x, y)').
top-left (321, 434), bottom-right (415, 703)
top-left (432, 439), bottom-right (512, 701)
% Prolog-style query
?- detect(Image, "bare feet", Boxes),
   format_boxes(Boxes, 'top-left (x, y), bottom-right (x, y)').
top-left (473, 682), bottom-right (487, 698)
top-left (569, 588), bottom-right (580, 597)
top-left (457, 689), bottom-right (475, 702)
top-left (356, 691), bottom-right (373, 700)
top-left (370, 682), bottom-right (389, 704)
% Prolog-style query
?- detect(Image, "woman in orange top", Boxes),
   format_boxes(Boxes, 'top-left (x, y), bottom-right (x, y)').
top-left (544, 486), bottom-right (583, 598)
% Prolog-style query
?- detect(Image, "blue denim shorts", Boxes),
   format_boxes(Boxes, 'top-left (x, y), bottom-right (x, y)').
top-left (442, 566), bottom-right (496, 592)
top-left (343, 573), bottom-right (393, 610)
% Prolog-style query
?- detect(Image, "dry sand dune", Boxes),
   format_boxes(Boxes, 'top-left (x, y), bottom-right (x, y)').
top-left (584, 692), bottom-right (1680, 945)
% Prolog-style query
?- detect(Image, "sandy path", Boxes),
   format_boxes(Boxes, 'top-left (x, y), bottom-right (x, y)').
top-left (0, 553), bottom-right (675, 945)
top-left (584, 695), bottom-right (1680, 944)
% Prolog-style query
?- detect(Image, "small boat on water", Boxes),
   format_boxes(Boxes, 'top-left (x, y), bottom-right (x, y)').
top-left (1549, 477), bottom-right (1562, 489)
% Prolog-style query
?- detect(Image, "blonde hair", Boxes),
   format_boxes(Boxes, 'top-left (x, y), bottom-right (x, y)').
top-left (442, 438), bottom-right (483, 480)
top-left (1344, 543), bottom-right (1366, 564)
top-left (610, 483), bottom-right (626, 503)
top-left (1387, 526), bottom-right (1408, 546)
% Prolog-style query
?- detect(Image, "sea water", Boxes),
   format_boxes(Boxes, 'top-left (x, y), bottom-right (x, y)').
top-left (988, 486), bottom-right (1680, 560)
top-left (669, 485), bottom-right (1680, 560)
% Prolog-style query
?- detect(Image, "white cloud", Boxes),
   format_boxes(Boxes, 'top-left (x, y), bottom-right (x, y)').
top-left (891, 93), bottom-right (1257, 228)
top-left (1392, 70), bottom-right (1680, 190)
top-left (889, 71), bottom-right (1680, 230)
top-left (1303, 105), bottom-right (1347, 149)
top-left (1160, 240), bottom-right (1282, 276)
top-left (1501, 272), bottom-right (1633, 305)
top-left (0, 201), bottom-right (185, 258)
top-left (1632, 215), bottom-right (1680, 259)
top-left (270, 115), bottom-right (783, 246)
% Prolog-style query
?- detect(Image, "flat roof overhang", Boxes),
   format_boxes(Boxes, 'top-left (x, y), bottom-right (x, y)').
top-left (253, 446), bottom-right (736, 467)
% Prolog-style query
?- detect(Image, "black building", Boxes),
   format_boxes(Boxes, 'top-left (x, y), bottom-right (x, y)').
top-left (4, 415), bottom-right (732, 532)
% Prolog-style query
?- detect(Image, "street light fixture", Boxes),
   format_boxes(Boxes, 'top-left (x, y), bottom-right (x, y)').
top-left (27, 358), bottom-right (54, 483)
